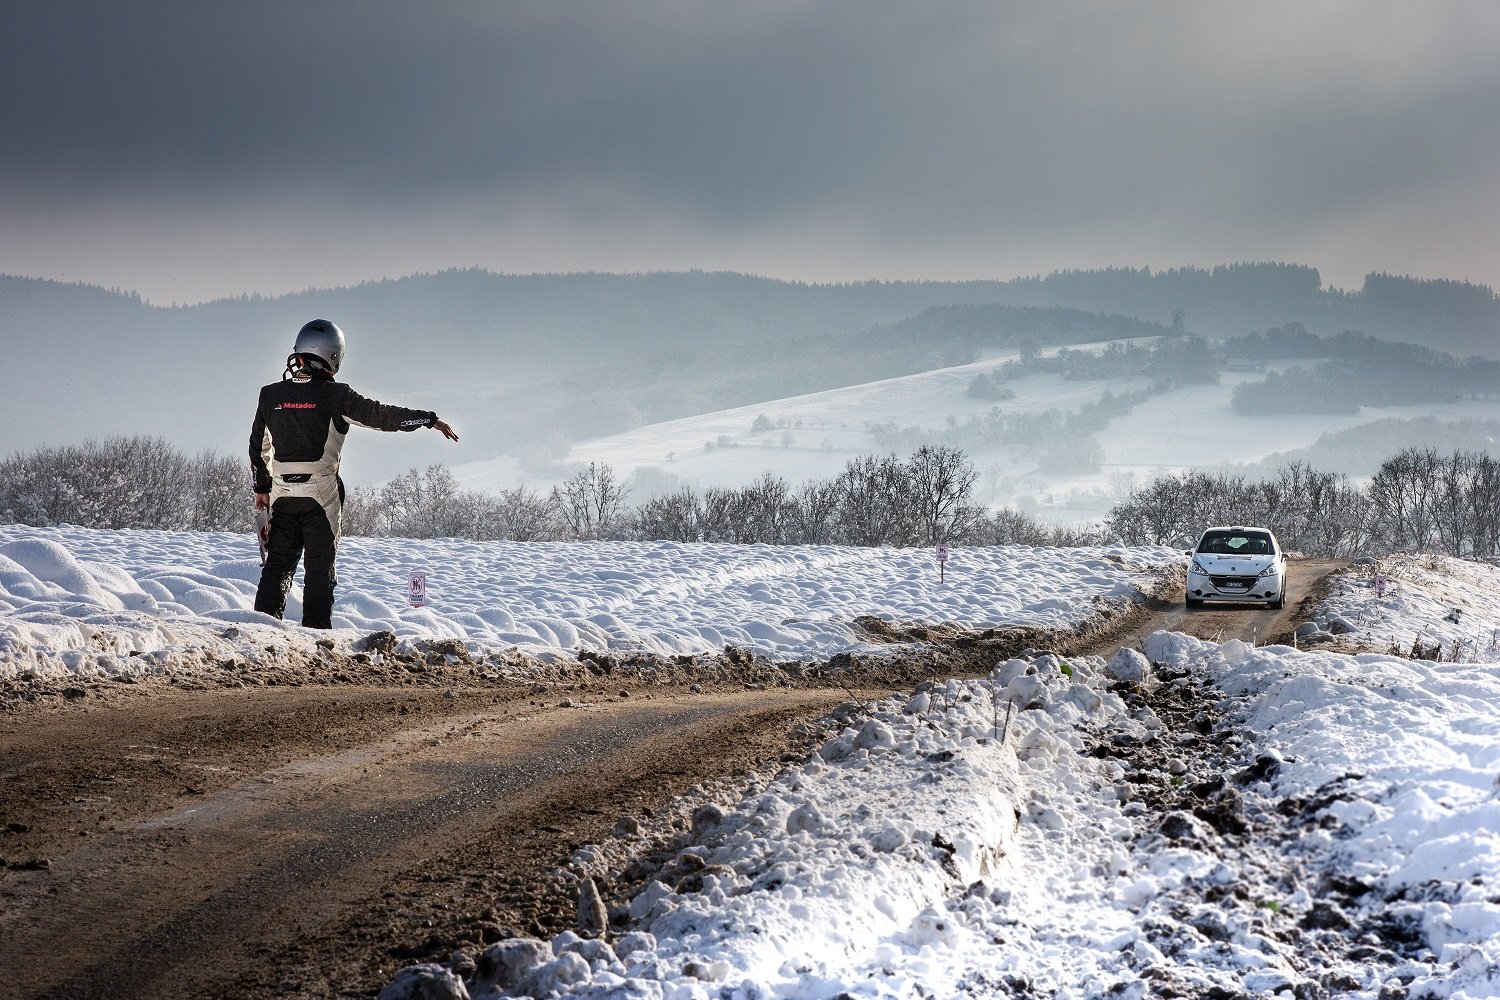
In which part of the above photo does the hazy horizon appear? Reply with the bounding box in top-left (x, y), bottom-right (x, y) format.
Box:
top-left (5, 2), bottom-right (1500, 305)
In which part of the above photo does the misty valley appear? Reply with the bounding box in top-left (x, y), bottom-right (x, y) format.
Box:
top-left (3, 262), bottom-right (1499, 554)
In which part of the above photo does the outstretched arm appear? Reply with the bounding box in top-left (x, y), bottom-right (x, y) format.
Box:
top-left (343, 386), bottom-right (437, 431)
top-left (341, 386), bottom-right (459, 441)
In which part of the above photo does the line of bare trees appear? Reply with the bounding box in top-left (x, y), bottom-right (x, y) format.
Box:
top-left (342, 447), bottom-right (1103, 547)
top-left (634, 448), bottom-right (989, 546)
top-left (6, 438), bottom-right (1496, 558)
top-left (1107, 449), bottom-right (1500, 557)
top-left (0, 439), bottom-right (1099, 549)
top-left (0, 436), bottom-right (247, 532)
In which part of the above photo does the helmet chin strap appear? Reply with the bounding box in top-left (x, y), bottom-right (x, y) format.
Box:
top-left (283, 353), bottom-right (334, 380)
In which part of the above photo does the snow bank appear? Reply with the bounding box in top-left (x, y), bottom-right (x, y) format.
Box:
top-left (427, 652), bottom-right (1139, 999)
top-left (1149, 629), bottom-right (1500, 998)
top-left (391, 623), bottom-right (1500, 998)
top-left (1309, 554), bottom-right (1500, 662)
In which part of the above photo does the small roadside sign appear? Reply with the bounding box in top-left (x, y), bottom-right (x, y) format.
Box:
top-left (1373, 572), bottom-right (1388, 598)
top-left (935, 543), bottom-right (949, 563)
top-left (408, 571), bottom-right (428, 608)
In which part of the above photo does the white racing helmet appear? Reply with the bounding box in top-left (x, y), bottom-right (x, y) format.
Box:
top-left (290, 319), bottom-right (346, 375)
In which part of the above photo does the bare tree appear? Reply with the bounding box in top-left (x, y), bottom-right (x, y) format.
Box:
top-left (907, 445), bottom-right (980, 544)
top-left (1300, 470), bottom-right (1371, 557)
top-left (635, 487), bottom-right (704, 541)
top-left (1433, 451), bottom-right (1476, 556)
top-left (786, 478), bottom-right (841, 544)
top-left (481, 484), bottom-right (562, 541)
top-left (734, 472), bottom-right (792, 544)
top-left (341, 485), bottom-right (386, 537)
top-left (1368, 447), bottom-right (1441, 551)
top-left (1468, 454), bottom-right (1500, 557)
top-left (699, 485), bottom-right (738, 542)
top-left (974, 507), bottom-right (1055, 546)
top-left (835, 454), bottom-right (915, 546)
top-left (187, 450), bottom-right (250, 531)
top-left (553, 462), bottom-right (629, 540)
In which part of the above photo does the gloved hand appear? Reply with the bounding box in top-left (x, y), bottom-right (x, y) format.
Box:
top-left (254, 494), bottom-right (271, 546)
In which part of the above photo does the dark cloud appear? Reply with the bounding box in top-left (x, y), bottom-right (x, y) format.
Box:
top-left (4, 2), bottom-right (1499, 298)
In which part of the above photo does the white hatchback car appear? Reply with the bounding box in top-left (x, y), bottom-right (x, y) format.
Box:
top-left (1185, 526), bottom-right (1286, 609)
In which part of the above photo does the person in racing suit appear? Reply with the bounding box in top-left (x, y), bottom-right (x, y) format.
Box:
top-left (249, 319), bottom-right (459, 628)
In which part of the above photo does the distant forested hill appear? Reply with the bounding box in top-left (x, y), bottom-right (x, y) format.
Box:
top-left (2, 263), bottom-right (1497, 482)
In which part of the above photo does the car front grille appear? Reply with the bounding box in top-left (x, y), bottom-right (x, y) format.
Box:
top-left (1210, 575), bottom-right (1257, 589)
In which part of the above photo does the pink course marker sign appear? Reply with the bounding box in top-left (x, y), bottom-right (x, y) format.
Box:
top-left (407, 571), bottom-right (428, 608)
top-left (935, 544), bottom-right (949, 563)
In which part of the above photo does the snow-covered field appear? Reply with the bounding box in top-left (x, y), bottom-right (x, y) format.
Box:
top-left (385, 556), bottom-right (1500, 1000)
top-left (0, 523), bottom-right (1177, 681)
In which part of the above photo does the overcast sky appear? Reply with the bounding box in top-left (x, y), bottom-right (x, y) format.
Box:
top-left (4, 1), bottom-right (1499, 304)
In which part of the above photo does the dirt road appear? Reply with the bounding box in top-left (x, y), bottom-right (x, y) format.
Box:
top-left (0, 558), bottom-right (1343, 999)
top-left (1085, 557), bottom-right (1345, 655)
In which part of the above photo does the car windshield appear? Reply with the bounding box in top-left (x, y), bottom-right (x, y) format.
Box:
top-left (1198, 531), bottom-right (1273, 555)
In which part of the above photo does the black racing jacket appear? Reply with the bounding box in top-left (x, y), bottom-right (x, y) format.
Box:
top-left (249, 374), bottom-right (437, 494)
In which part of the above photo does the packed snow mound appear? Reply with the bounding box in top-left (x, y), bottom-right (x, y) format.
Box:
top-left (0, 523), bottom-right (1178, 681)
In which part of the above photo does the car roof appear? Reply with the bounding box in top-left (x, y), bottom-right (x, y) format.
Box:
top-left (1199, 525), bottom-right (1276, 536)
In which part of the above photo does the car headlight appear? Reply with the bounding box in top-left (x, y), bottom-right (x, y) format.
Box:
top-left (1258, 563), bottom-right (1281, 578)
top-left (1190, 558), bottom-right (1210, 576)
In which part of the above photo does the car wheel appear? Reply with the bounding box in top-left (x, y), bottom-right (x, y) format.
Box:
top-left (1270, 587), bottom-right (1284, 610)
top-left (1185, 597), bottom-right (1202, 609)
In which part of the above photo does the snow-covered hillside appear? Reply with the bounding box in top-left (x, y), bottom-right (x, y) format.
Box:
top-left (452, 344), bottom-right (1500, 525)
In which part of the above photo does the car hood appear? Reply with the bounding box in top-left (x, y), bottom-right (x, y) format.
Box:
top-left (1197, 553), bottom-right (1276, 573)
